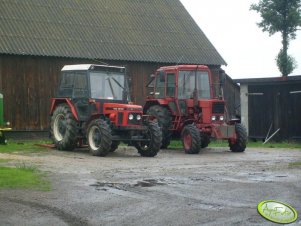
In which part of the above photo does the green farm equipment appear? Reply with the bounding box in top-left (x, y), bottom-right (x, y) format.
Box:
top-left (0, 93), bottom-right (11, 144)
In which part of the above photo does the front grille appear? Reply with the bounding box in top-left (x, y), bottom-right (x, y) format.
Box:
top-left (118, 112), bottom-right (123, 124)
top-left (212, 102), bottom-right (224, 114)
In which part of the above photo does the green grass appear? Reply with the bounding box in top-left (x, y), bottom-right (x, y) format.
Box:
top-left (289, 161), bottom-right (301, 168)
top-left (0, 140), bottom-right (51, 154)
top-left (0, 158), bottom-right (12, 163)
top-left (169, 140), bottom-right (301, 149)
top-left (0, 164), bottom-right (50, 190)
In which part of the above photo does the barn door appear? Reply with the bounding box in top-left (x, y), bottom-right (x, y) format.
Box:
top-left (287, 90), bottom-right (301, 140)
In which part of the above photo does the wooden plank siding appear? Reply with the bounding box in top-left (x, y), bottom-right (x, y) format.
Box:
top-left (0, 55), bottom-right (237, 131)
top-left (248, 83), bottom-right (301, 140)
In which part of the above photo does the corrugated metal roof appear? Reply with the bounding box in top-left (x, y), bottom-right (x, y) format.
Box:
top-left (0, 0), bottom-right (226, 65)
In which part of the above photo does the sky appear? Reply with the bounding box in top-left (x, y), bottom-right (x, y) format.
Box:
top-left (180, 0), bottom-right (301, 79)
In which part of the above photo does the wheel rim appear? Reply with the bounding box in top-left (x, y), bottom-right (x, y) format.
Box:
top-left (88, 125), bottom-right (101, 150)
top-left (53, 113), bottom-right (66, 141)
top-left (183, 131), bottom-right (192, 150)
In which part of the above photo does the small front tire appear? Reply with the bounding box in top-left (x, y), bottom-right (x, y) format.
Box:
top-left (134, 121), bottom-right (162, 157)
top-left (87, 119), bottom-right (112, 157)
top-left (181, 124), bottom-right (201, 154)
top-left (229, 123), bottom-right (247, 152)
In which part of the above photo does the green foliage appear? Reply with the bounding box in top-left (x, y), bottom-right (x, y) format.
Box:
top-left (169, 140), bottom-right (301, 149)
top-left (250, 0), bottom-right (301, 37)
top-left (276, 48), bottom-right (297, 76)
top-left (0, 165), bottom-right (50, 190)
top-left (250, 0), bottom-right (301, 76)
top-left (289, 161), bottom-right (301, 168)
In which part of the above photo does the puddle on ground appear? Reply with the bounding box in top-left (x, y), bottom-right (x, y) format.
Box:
top-left (90, 179), bottom-right (166, 191)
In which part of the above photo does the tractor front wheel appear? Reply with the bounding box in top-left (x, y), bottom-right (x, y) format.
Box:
top-left (87, 119), bottom-right (112, 157)
top-left (50, 104), bottom-right (77, 151)
top-left (134, 121), bottom-right (162, 157)
top-left (181, 124), bottom-right (201, 154)
top-left (229, 123), bottom-right (247, 152)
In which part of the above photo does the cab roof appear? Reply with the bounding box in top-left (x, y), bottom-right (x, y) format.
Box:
top-left (157, 65), bottom-right (209, 71)
top-left (61, 64), bottom-right (125, 71)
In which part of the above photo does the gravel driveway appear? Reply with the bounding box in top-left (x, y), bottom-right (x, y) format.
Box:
top-left (0, 146), bottom-right (300, 225)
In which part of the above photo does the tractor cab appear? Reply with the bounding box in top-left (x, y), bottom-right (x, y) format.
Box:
top-left (146, 65), bottom-right (225, 125)
top-left (58, 64), bottom-right (128, 102)
top-left (55, 64), bottom-right (129, 121)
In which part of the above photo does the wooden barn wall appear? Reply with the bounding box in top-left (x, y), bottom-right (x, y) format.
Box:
top-left (248, 83), bottom-right (301, 140)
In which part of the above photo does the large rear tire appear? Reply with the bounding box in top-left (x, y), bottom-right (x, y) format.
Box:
top-left (50, 104), bottom-right (77, 151)
top-left (147, 105), bottom-right (172, 149)
top-left (229, 123), bottom-right (247, 152)
top-left (87, 119), bottom-right (112, 157)
top-left (181, 124), bottom-right (201, 154)
top-left (134, 121), bottom-right (162, 157)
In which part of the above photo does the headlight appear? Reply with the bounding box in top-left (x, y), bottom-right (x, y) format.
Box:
top-left (6, 121), bottom-right (10, 126)
top-left (219, 116), bottom-right (224, 121)
top-left (211, 116), bottom-right (216, 121)
top-left (128, 114), bottom-right (134, 120)
top-left (136, 115), bottom-right (141, 120)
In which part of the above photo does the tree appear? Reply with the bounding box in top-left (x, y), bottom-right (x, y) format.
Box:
top-left (250, 0), bottom-right (301, 76)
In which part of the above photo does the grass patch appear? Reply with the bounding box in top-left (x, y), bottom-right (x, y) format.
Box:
top-left (169, 140), bottom-right (301, 149)
top-left (0, 140), bottom-right (51, 154)
top-left (0, 164), bottom-right (50, 190)
top-left (0, 158), bottom-right (12, 163)
top-left (289, 161), bottom-right (301, 168)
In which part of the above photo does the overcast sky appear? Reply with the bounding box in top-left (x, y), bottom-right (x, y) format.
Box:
top-left (180, 0), bottom-right (301, 79)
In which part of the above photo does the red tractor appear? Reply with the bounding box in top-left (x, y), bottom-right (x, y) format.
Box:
top-left (50, 64), bottom-right (162, 157)
top-left (144, 65), bottom-right (247, 154)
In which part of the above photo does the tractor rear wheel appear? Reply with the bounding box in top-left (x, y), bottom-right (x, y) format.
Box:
top-left (87, 119), bottom-right (112, 157)
top-left (134, 121), bottom-right (162, 157)
top-left (181, 124), bottom-right (201, 154)
top-left (50, 104), bottom-right (77, 151)
top-left (147, 105), bottom-right (172, 149)
top-left (229, 123), bottom-right (247, 152)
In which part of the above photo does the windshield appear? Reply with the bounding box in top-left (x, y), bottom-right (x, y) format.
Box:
top-left (178, 70), bottom-right (211, 99)
top-left (89, 71), bottom-right (125, 100)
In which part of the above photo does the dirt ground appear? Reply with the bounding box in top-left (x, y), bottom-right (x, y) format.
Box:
top-left (0, 146), bottom-right (300, 226)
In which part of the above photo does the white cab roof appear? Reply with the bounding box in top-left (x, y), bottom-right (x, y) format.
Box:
top-left (61, 64), bottom-right (125, 71)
